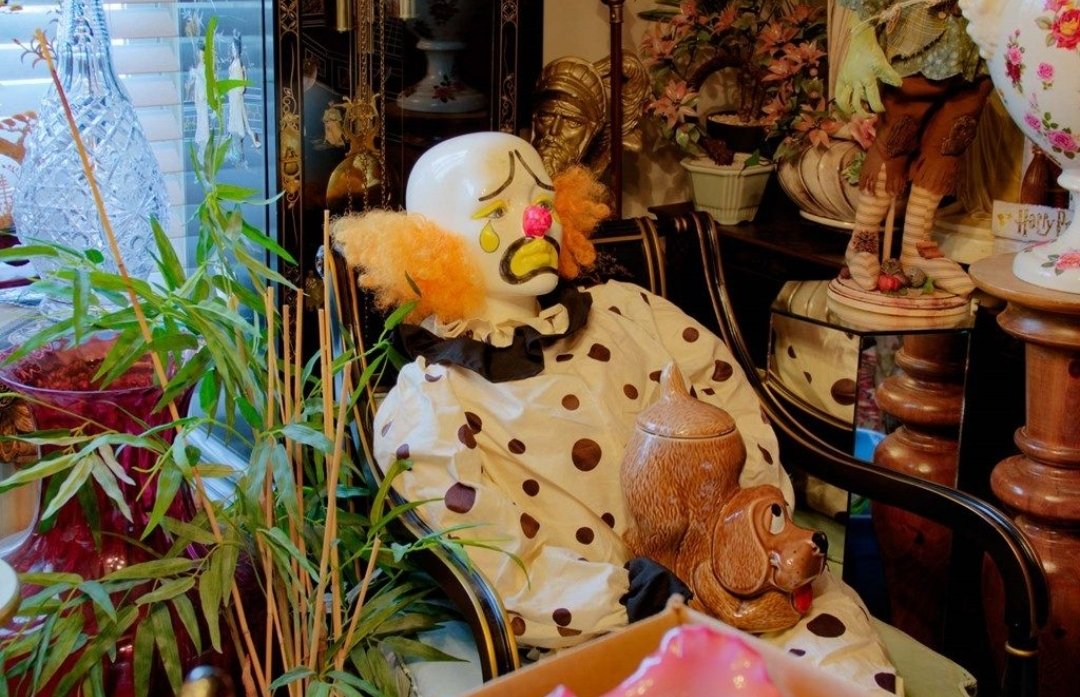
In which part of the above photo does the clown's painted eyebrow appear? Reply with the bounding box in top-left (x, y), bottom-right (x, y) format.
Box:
top-left (516, 150), bottom-right (555, 191)
top-left (478, 152), bottom-right (516, 201)
top-left (477, 150), bottom-right (555, 201)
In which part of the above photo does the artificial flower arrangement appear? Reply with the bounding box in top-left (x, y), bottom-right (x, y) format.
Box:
top-left (639, 0), bottom-right (829, 165)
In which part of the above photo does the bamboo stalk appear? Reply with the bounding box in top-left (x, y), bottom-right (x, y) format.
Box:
top-left (307, 310), bottom-right (334, 669)
top-left (35, 31), bottom-right (268, 695)
top-left (336, 535), bottom-right (383, 671)
top-left (323, 216), bottom-right (345, 645)
top-left (261, 287), bottom-right (279, 695)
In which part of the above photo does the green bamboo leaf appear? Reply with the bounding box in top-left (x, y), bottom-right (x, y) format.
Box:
top-left (133, 616), bottom-right (155, 697)
top-left (270, 442), bottom-right (298, 521)
top-left (258, 527), bottom-right (318, 581)
top-left (307, 682), bottom-right (333, 697)
top-left (145, 461), bottom-right (182, 538)
top-left (72, 269), bottom-right (89, 344)
top-left (268, 667), bottom-right (315, 691)
top-left (240, 218), bottom-right (296, 264)
top-left (101, 558), bottom-right (195, 582)
top-left (326, 670), bottom-right (380, 696)
top-left (0, 452), bottom-right (78, 493)
top-left (54, 606), bottom-right (138, 696)
top-left (161, 517), bottom-right (217, 546)
top-left (151, 603), bottom-right (183, 695)
top-left (198, 368), bottom-right (220, 418)
top-left (199, 551), bottom-right (223, 652)
top-left (381, 636), bottom-right (464, 664)
top-left (151, 217), bottom-right (185, 291)
top-left (279, 423), bottom-right (333, 451)
top-left (30, 610), bottom-right (57, 690)
top-left (89, 458), bottom-right (133, 522)
top-left (98, 444), bottom-right (135, 486)
top-left (40, 453), bottom-right (97, 521)
top-left (18, 571), bottom-right (83, 587)
top-left (78, 580), bottom-right (116, 622)
top-left (38, 612), bottom-right (86, 686)
top-left (137, 576), bottom-right (195, 606)
top-left (169, 593), bottom-right (202, 655)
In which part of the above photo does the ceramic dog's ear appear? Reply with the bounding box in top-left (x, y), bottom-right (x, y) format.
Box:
top-left (712, 487), bottom-right (774, 596)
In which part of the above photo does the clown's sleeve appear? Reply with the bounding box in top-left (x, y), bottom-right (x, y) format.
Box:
top-left (372, 357), bottom-right (631, 650)
top-left (606, 281), bottom-right (794, 507)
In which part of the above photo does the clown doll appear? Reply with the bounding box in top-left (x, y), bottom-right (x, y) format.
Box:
top-left (836, 0), bottom-right (991, 297)
top-left (333, 133), bottom-right (899, 694)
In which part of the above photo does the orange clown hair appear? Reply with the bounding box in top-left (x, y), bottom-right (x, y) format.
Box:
top-left (553, 166), bottom-right (610, 279)
top-left (332, 210), bottom-right (484, 324)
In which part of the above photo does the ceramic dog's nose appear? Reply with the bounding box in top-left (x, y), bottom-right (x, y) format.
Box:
top-left (812, 531), bottom-right (829, 554)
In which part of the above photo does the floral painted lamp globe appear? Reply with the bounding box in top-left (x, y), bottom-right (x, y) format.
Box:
top-left (962, 0), bottom-right (1080, 291)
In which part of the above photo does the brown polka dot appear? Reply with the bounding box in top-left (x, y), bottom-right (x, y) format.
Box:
top-left (788, 648), bottom-right (806, 657)
top-left (689, 386), bottom-right (698, 399)
top-left (682, 327), bottom-right (699, 342)
top-left (396, 444), bottom-right (410, 460)
top-left (640, 292), bottom-right (650, 305)
top-left (380, 421), bottom-right (393, 437)
top-left (522, 479), bottom-right (540, 496)
top-left (556, 353), bottom-right (573, 362)
top-left (803, 371), bottom-right (813, 384)
top-left (601, 512), bottom-right (615, 528)
top-left (458, 425), bottom-right (477, 449)
top-left (510, 615), bottom-right (526, 636)
top-left (520, 513), bottom-right (540, 538)
top-left (874, 673), bottom-right (897, 693)
top-left (572, 439), bottom-right (602, 471)
top-left (787, 345), bottom-right (797, 359)
top-left (553, 608), bottom-right (573, 626)
top-left (701, 387), bottom-right (715, 396)
top-left (588, 344), bottom-right (611, 362)
top-left (575, 527), bottom-right (595, 544)
top-left (712, 360), bottom-right (733, 382)
top-left (424, 373), bottom-right (442, 382)
top-left (623, 384), bottom-right (638, 399)
top-left (830, 378), bottom-right (856, 406)
top-left (649, 370), bottom-right (662, 383)
top-left (557, 627), bottom-right (582, 637)
top-left (608, 306), bottom-right (622, 315)
top-left (508, 439), bottom-right (526, 454)
top-left (807, 613), bottom-right (847, 638)
top-left (465, 411), bottom-right (483, 433)
top-left (562, 394), bottom-right (580, 410)
top-left (444, 483), bottom-right (476, 513)
top-left (757, 444), bottom-right (774, 465)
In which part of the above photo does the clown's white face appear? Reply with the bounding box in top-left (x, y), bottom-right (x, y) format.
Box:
top-left (407, 133), bottom-right (563, 323)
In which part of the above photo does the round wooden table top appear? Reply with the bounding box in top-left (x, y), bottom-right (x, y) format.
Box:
top-left (0, 558), bottom-right (18, 626)
top-left (970, 253), bottom-right (1080, 315)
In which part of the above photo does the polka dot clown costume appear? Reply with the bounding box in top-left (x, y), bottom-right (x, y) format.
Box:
top-left (333, 133), bottom-right (902, 695)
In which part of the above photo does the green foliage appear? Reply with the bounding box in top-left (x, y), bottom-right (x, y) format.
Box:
top-left (0, 17), bottom-right (458, 697)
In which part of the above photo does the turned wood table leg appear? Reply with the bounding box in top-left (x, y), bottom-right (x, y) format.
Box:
top-left (872, 332), bottom-right (967, 649)
top-left (971, 254), bottom-right (1080, 697)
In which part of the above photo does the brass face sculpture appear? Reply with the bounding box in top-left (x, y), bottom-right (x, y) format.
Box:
top-left (531, 54), bottom-right (649, 178)
top-left (620, 364), bottom-right (827, 632)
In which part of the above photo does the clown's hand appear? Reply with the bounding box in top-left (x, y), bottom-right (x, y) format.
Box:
top-left (836, 23), bottom-right (902, 114)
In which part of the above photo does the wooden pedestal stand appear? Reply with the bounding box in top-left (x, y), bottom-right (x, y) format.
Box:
top-left (872, 332), bottom-right (968, 650)
top-left (970, 253), bottom-right (1080, 697)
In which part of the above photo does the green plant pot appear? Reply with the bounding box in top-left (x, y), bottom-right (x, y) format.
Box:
top-left (681, 154), bottom-right (775, 225)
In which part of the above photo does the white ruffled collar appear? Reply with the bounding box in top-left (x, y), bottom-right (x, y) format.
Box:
top-left (420, 302), bottom-right (571, 348)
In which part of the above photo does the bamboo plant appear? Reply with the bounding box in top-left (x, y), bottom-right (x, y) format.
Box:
top-left (0, 20), bottom-right (463, 697)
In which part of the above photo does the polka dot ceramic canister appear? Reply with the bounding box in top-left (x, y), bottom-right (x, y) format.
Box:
top-left (961, 0), bottom-right (1080, 292)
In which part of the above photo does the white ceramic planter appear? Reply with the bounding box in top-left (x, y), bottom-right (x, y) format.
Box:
top-left (962, 0), bottom-right (1080, 292)
top-left (681, 154), bottom-right (775, 226)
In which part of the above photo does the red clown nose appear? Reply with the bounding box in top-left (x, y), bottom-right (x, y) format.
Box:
top-left (522, 204), bottom-right (553, 238)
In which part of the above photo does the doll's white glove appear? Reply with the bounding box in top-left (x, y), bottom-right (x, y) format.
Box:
top-left (835, 23), bottom-right (903, 114)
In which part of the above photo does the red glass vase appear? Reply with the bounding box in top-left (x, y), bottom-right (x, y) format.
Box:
top-left (0, 336), bottom-right (201, 696)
